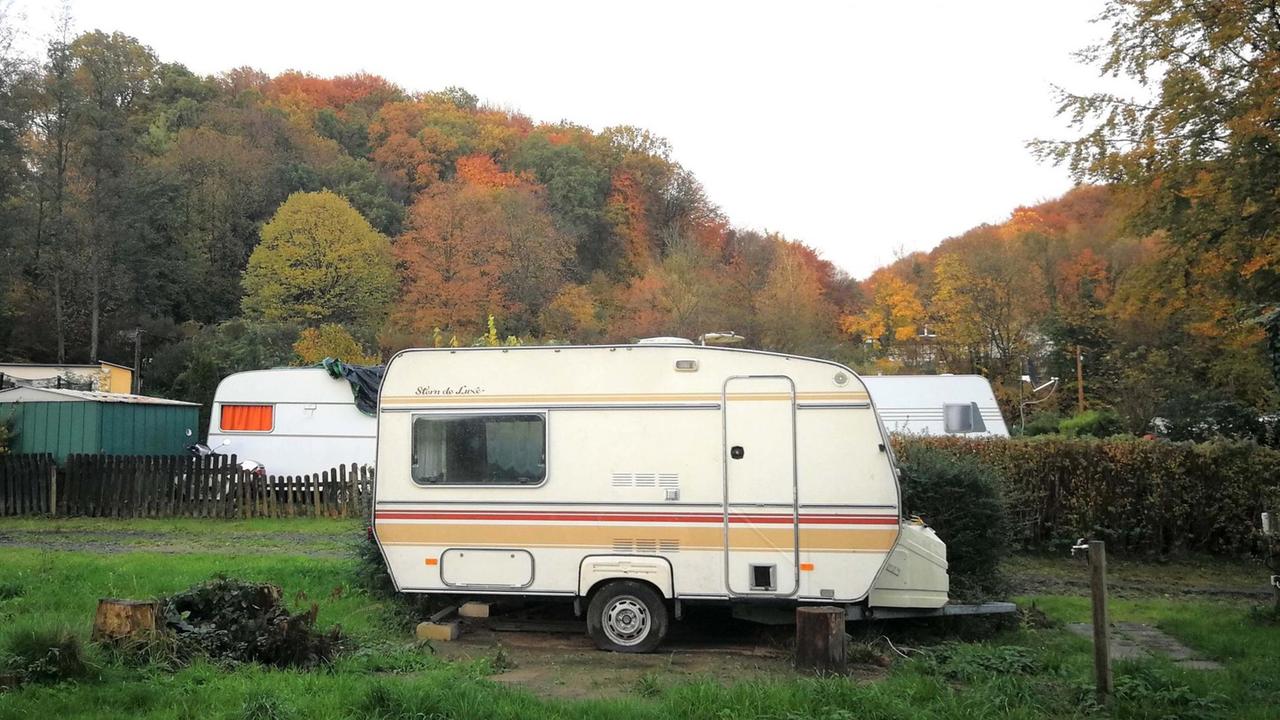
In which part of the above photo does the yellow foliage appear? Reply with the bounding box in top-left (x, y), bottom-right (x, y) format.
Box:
top-left (293, 324), bottom-right (380, 366)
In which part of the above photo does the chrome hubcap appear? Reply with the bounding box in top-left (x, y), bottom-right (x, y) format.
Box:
top-left (602, 595), bottom-right (650, 646)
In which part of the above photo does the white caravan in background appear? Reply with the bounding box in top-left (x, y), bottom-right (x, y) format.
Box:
top-left (860, 374), bottom-right (1010, 437)
top-left (372, 343), bottom-right (953, 652)
top-left (208, 368), bottom-right (376, 477)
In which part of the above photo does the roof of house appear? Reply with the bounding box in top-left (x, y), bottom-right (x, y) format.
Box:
top-left (0, 361), bottom-right (132, 371)
top-left (0, 387), bottom-right (197, 406)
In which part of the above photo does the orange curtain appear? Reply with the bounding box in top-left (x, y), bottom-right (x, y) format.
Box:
top-left (220, 404), bottom-right (273, 431)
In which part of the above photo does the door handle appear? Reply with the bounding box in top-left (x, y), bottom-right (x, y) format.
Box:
top-left (730, 446), bottom-right (745, 459)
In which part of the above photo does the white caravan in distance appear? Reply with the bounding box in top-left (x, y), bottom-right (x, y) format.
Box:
top-left (861, 374), bottom-right (1010, 438)
top-left (372, 342), bottom-right (952, 652)
top-left (207, 367), bottom-right (377, 477)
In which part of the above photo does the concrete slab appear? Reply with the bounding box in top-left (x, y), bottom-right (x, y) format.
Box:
top-left (416, 621), bottom-right (461, 642)
top-left (1065, 622), bottom-right (1223, 670)
top-left (460, 601), bottom-right (492, 618)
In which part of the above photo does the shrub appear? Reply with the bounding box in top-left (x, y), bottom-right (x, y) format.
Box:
top-left (897, 445), bottom-right (1008, 599)
top-left (894, 435), bottom-right (1280, 556)
top-left (2, 628), bottom-right (94, 683)
top-left (1019, 411), bottom-right (1061, 437)
top-left (1058, 409), bottom-right (1125, 438)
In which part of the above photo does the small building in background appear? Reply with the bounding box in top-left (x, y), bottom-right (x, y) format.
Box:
top-left (0, 387), bottom-right (199, 463)
top-left (0, 361), bottom-right (134, 394)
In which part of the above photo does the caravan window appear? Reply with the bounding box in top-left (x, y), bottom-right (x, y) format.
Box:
top-left (943, 402), bottom-right (987, 434)
top-left (411, 414), bottom-right (546, 486)
top-left (220, 404), bottom-right (274, 432)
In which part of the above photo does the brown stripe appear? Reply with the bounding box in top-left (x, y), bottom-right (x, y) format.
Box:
top-left (375, 522), bottom-right (897, 553)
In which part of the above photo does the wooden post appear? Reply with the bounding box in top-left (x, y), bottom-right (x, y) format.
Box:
top-left (1089, 540), bottom-right (1112, 702)
top-left (795, 606), bottom-right (847, 675)
top-left (48, 460), bottom-right (57, 516)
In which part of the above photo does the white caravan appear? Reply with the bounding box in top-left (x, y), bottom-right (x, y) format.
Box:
top-left (373, 344), bottom-right (950, 652)
top-left (208, 368), bottom-right (376, 477)
top-left (861, 374), bottom-right (1010, 438)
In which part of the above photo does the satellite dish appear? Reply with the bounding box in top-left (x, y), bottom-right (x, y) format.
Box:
top-left (698, 332), bottom-right (745, 346)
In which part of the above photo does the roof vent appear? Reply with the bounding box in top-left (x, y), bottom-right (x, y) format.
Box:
top-left (635, 337), bottom-right (694, 345)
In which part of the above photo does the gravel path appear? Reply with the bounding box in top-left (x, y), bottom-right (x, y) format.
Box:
top-left (0, 527), bottom-right (352, 557)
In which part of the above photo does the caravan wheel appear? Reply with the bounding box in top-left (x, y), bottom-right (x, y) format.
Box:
top-left (586, 581), bottom-right (669, 653)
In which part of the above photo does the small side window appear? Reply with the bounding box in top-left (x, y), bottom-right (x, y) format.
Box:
top-left (943, 402), bottom-right (987, 434)
top-left (412, 414), bottom-right (546, 486)
top-left (220, 404), bottom-right (274, 432)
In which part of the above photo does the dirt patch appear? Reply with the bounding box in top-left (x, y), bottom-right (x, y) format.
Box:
top-left (427, 605), bottom-right (886, 700)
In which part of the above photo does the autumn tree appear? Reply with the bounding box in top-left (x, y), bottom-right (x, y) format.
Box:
top-left (540, 283), bottom-right (601, 341)
top-left (392, 164), bottom-right (571, 338)
top-left (242, 191), bottom-right (396, 327)
top-left (841, 270), bottom-right (924, 349)
top-left (293, 323), bottom-right (379, 365)
top-left (1034, 0), bottom-right (1280, 422)
top-left (755, 243), bottom-right (836, 354)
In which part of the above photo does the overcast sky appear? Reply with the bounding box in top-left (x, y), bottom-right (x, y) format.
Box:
top-left (13, 0), bottom-right (1111, 278)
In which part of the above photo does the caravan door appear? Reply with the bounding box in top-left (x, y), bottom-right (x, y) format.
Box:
top-left (722, 376), bottom-right (799, 596)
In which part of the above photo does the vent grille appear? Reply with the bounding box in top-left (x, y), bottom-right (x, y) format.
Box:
top-left (612, 538), bottom-right (680, 554)
top-left (610, 472), bottom-right (680, 488)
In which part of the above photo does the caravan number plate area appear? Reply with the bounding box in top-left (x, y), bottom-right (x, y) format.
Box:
top-left (440, 548), bottom-right (534, 588)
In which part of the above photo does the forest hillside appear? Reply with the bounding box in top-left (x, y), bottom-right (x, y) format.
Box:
top-left (0, 7), bottom-right (1276, 442)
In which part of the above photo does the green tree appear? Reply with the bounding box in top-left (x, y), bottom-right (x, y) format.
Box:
top-left (242, 191), bottom-right (396, 327)
top-left (68, 30), bottom-right (159, 360)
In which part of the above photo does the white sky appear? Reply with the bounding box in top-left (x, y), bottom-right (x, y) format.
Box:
top-left (13, 0), bottom-right (1110, 279)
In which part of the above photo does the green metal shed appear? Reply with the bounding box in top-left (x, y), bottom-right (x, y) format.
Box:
top-left (0, 387), bottom-right (199, 463)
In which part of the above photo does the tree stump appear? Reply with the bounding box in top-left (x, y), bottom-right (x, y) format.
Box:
top-left (91, 599), bottom-right (160, 645)
top-left (795, 606), bottom-right (847, 674)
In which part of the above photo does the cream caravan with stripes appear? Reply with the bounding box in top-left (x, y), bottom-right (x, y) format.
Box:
top-left (372, 343), bottom-right (950, 652)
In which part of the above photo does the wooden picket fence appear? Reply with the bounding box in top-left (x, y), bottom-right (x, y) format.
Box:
top-left (0, 453), bottom-right (57, 515)
top-left (0, 453), bottom-right (373, 518)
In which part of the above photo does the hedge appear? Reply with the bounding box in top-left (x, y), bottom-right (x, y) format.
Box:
top-left (892, 436), bottom-right (1280, 557)
top-left (896, 445), bottom-right (1008, 599)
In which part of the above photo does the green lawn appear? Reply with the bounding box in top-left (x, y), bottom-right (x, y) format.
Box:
top-left (1, 520), bottom-right (1277, 719)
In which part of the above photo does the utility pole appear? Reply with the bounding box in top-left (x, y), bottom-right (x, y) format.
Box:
top-left (132, 327), bottom-right (142, 395)
top-left (1075, 345), bottom-right (1085, 414)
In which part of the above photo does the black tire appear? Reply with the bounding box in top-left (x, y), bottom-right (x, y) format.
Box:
top-left (586, 580), bottom-right (669, 653)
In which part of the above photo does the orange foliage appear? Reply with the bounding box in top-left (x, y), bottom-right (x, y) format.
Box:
top-left (607, 170), bottom-right (654, 270)
top-left (392, 183), bottom-right (509, 334)
top-left (455, 154), bottom-right (525, 188)
top-left (264, 71), bottom-right (401, 111)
